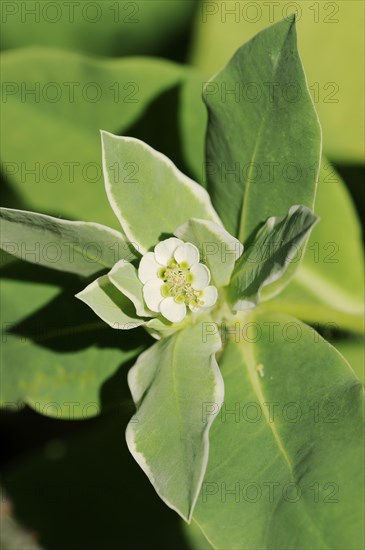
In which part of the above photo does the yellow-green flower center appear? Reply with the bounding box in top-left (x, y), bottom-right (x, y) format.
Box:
top-left (158, 259), bottom-right (203, 307)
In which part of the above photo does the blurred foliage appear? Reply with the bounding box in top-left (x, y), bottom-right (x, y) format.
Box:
top-left (0, 488), bottom-right (43, 550)
top-left (0, 0), bottom-right (198, 60)
top-left (191, 0), bottom-right (365, 162)
top-left (0, 407), bottom-right (190, 550)
top-left (1, 50), bottom-right (205, 226)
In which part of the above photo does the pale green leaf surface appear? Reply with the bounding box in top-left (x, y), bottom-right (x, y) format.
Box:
top-left (193, 311), bottom-right (364, 549)
top-left (108, 260), bottom-right (152, 317)
top-left (126, 317), bottom-right (224, 521)
top-left (0, 207), bottom-right (136, 276)
top-left (203, 16), bottom-right (321, 241)
top-left (101, 131), bottom-right (222, 252)
top-left (76, 275), bottom-right (144, 329)
top-left (174, 218), bottom-right (243, 287)
top-left (335, 339), bottom-right (365, 385)
top-left (0, 277), bottom-right (142, 417)
top-left (228, 205), bottom-right (317, 310)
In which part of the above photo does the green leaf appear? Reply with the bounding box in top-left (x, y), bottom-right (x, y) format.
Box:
top-left (333, 339), bottom-right (365, 385)
top-left (1, 50), bottom-right (191, 226)
top-left (204, 16), bottom-right (321, 241)
top-left (76, 274), bottom-right (145, 330)
top-left (228, 205), bottom-right (317, 310)
top-left (109, 260), bottom-right (152, 317)
top-left (264, 162), bottom-right (365, 333)
top-left (192, 1), bottom-right (364, 163)
top-left (0, 274), bottom-right (144, 417)
top-left (0, 207), bottom-right (136, 276)
top-left (183, 520), bottom-right (213, 550)
top-left (193, 311), bottom-right (364, 549)
top-left (174, 218), bottom-right (243, 287)
top-left (126, 317), bottom-right (224, 521)
top-left (101, 131), bottom-right (222, 252)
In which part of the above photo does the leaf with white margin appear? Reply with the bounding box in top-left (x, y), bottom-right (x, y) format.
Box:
top-left (126, 316), bottom-right (224, 521)
top-left (101, 131), bottom-right (222, 253)
top-left (193, 311), bottom-right (365, 549)
top-left (76, 275), bottom-right (144, 329)
top-left (228, 205), bottom-right (318, 310)
top-left (175, 218), bottom-right (243, 287)
top-left (108, 260), bottom-right (153, 318)
top-left (0, 207), bottom-right (137, 276)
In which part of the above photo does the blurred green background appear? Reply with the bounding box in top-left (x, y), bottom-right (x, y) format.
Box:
top-left (1, 1), bottom-right (364, 549)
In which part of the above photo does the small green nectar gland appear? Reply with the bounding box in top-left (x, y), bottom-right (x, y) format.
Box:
top-left (158, 259), bottom-right (203, 306)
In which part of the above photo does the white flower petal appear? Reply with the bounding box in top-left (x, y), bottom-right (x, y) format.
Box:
top-left (160, 297), bottom-right (187, 323)
top-left (154, 237), bottom-right (183, 265)
top-left (200, 286), bottom-right (218, 308)
top-left (190, 263), bottom-right (210, 290)
top-left (174, 243), bottom-right (200, 266)
top-left (138, 252), bottom-right (162, 284)
top-left (189, 302), bottom-right (200, 313)
top-left (143, 279), bottom-right (164, 312)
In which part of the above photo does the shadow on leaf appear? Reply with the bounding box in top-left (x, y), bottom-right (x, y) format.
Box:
top-left (9, 289), bottom-right (152, 353)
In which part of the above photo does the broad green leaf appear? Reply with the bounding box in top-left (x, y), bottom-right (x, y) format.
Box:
top-left (174, 218), bottom-right (243, 287)
top-left (264, 162), bottom-right (365, 333)
top-left (228, 205), bottom-right (318, 310)
top-left (0, 273), bottom-right (144, 418)
top-left (76, 275), bottom-right (145, 330)
top-left (0, 207), bottom-right (137, 276)
top-left (109, 260), bottom-right (152, 317)
top-left (101, 131), bottom-right (222, 252)
top-left (126, 317), bottom-right (224, 521)
top-left (1, 1), bottom-right (196, 58)
top-left (1, 50), bottom-right (197, 226)
top-left (192, 2), bottom-right (364, 163)
top-left (193, 311), bottom-right (364, 549)
top-left (203, 16), bottom-right (321, 241)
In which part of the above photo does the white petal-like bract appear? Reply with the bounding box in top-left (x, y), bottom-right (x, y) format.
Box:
top-left (201, 286), bottom-right (218, 308)
top-left (190, 263), bottom-right (211, 290)
top-left (160, 297), bottom-right (187, 323)
top-left (143, 279), bottom-right (164, 312)
top-left (154, 237), bottom-right (183, 265)
top-left (174, 243), bottom-right (200, 267)
top-left (138, 252), bottom-right (162, 284)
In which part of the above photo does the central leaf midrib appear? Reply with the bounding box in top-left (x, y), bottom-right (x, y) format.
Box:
top-left (238, 335), bottom-right (329, 549)
top-left (237, 34), bottom-right (288, 243)
top-left (169, 329), bottom-right (197, 510)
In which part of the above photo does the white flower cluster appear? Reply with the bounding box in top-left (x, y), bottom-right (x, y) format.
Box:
top-left (138, 237), bottom-right (218, 323)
